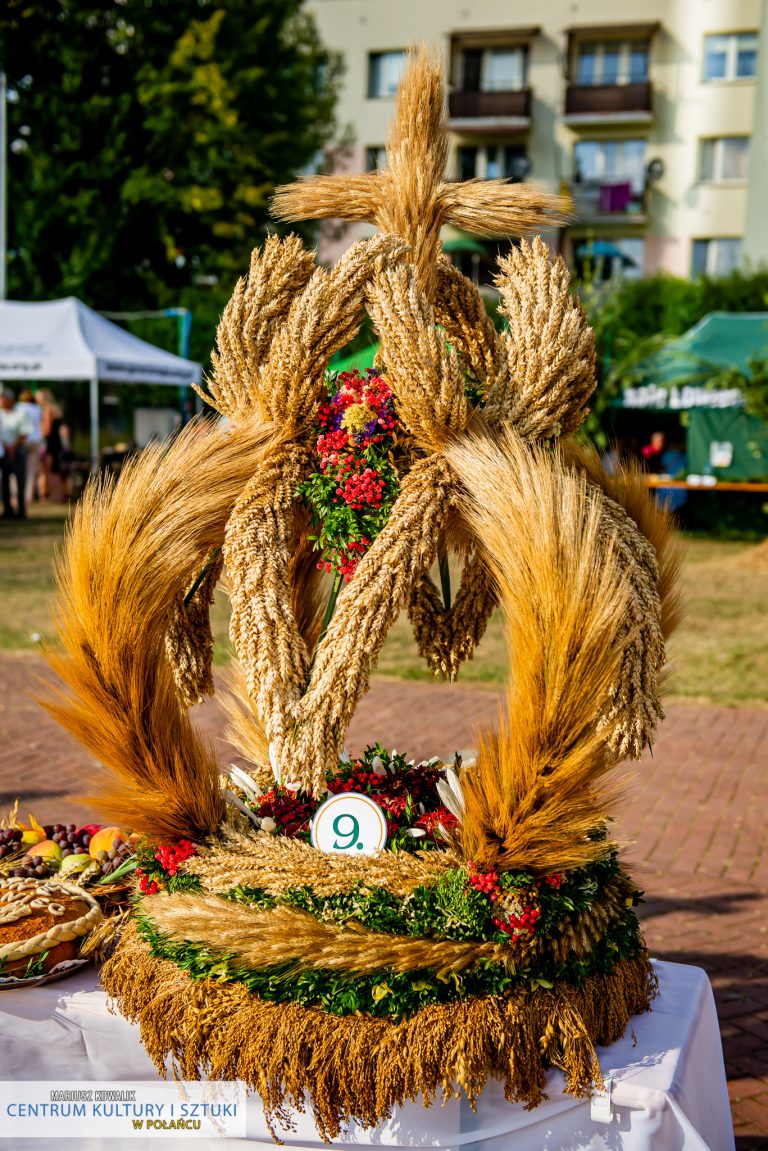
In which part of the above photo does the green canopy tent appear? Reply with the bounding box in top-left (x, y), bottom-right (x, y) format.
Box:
top-left (617, 312), bottom-right (768, 481)
top-left (623, 312), bottom-right (768, 390)
top-left (331, 343), bottom-right (380, 374)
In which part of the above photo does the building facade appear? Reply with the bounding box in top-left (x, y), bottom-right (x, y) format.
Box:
top-left (306, 0), bottom-right (766, 281)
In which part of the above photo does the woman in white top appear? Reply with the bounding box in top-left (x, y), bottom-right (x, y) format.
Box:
top-left (16, 389), bottom-right (44, 505)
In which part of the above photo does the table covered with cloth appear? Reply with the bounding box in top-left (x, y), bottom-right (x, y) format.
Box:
top-left (0, 960), bottom-right (734, 1151)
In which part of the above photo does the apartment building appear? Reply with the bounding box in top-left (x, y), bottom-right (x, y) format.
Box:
top-left (306, 0), bottom-right (767, 281)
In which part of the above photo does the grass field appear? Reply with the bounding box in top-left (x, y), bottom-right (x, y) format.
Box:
top-left (1, 505), bottom-right (766, 707)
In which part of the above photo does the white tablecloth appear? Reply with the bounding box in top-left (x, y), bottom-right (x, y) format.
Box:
top-left (0, 960), bottom-right (734, 1150)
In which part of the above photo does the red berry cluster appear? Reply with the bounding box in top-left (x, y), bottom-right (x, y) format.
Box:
top-left (318, 537), bottom-right (369, 580)
top-left (154, 839), bottom-right (196, 876)
top-left (136, 868), bottom-right (160, 896)
top-left (327, 766), bottom-right (390, 795)
top-left (136, 839), bottom-right (197, 895)
top-left (542, 872), bottom-right (563, 889)
top-left (493, 901), bottom-right (541, 940)
top-left (467, 863), bottom-right (500, 897)
top-left (337, 461), bottom-right (386, 510)
top-left (467, 863), bottom-right (542, 943)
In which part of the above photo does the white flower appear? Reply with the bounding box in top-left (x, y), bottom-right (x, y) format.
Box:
top-left (259, 816), bottom-right (277, 834)
top-left (436, 766), bottom-right (465, 823)
top-left (228, 765), bottom-right (262, 801)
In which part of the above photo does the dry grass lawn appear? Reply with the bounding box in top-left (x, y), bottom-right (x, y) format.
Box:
top-left (1, 505), bottom-right (765, 707)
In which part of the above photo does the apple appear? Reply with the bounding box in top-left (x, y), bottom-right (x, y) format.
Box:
top-left (88, 826), bottom-right (129, 859)
top-left (23, 839), bottom-right (63, 864)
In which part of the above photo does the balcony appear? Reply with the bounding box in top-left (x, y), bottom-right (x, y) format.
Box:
top-left (564, 82), bottom-right (653, 124)
top-left (570, 181), bottom-right (648, 223)
top-left (448, 87), bottom-right (532, 131)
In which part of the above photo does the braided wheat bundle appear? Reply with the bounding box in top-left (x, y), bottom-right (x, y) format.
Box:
top-left (489, 237), bottom-right (596, 440)
top-left (287, 454), bottom-right (454, 791)
top-left (165, 551), bottom-right (224, 707)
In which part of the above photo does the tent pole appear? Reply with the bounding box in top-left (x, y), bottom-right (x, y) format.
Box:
top-left (89, 375), bottom-right (99, 474)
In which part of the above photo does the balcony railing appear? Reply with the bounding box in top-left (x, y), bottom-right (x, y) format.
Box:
top-left (570, 181), bottom-right (647, 219)
top-left (564, 83), bottom-right (652, 118)
top-left (448, 88), bottom-right (532, 121)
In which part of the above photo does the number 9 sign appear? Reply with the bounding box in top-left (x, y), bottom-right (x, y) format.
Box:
top-left (310, 793), bottom-right (388, 855)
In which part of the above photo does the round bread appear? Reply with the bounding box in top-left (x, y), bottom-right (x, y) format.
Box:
top-left (0, 877), bottom-right (101, 978)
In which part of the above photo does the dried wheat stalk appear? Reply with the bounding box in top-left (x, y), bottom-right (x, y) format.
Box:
top-left (103, 921), bottom-right (655, 1140)
top-left (223, 441), bottom-right (314, 758)
top-left (258, 234), bottom-right (406, 434)
top-left (447, 430), bottom-right (634, 874)
top-left (43, 419), bottom-right (270, 841)
top-left (141, 875), bottom-right (634, 976)
top-left (488, 237), bottom-right (596, 441)
top-left (406, 548), bottom-right (497, 680)
top-left (284, 453), bottom-right (454, 792)
top-left (185, 827), bottom-right (462, 897)
top-left (273, 53), bottom-right (570, 304)
top-left (165, 551), bottom-right (224, 707)
top-left (434, 260), bottom-right (507, 394)
top-left (204, 234), bottom-right (316, 420)
top-left (367, 258), bottom-right (468, 451)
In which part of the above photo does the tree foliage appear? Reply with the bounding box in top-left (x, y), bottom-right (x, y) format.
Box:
top-left (0, 0), bottom-right (342, 362)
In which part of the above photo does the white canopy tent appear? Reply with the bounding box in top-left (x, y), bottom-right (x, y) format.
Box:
top-left (0, 297), bottom-right (202, 470)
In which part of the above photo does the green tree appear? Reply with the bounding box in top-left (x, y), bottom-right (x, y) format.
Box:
top-left (1, 0), bottom-right (342, 362)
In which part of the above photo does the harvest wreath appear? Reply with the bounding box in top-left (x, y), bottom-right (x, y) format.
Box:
top-left (43, 52), bottom-right (681, 1142)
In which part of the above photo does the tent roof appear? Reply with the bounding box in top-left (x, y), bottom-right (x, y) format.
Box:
top-left (639, 311), bottom-right (768, 384)
top-left (0, 297), bottom-right (201, 386)
top-left (331, 342), bottom-right (380, 375)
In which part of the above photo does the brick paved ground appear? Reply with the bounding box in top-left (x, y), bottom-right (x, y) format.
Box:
top-left (1, 651), bottom-right (766, 1147)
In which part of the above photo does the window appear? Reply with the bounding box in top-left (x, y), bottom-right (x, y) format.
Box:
top-left (700, 137), bottom-right (750, 182)
top-left (573, 139), bottom-right (647, 193)
top-left (368, 51), bottom-right (407, 98)
top-left (691, 238), bottom-right (742, 277)
top-left (462, 46), bottom-right (527, 92)
top-left (366, 146), bottom-right (387, 172)
top-left (703, 33), bottom-right (758, 81)
top-left (456, 144), bottom-right (530, 182)
top-left (458, 146), bottom-right (478, 181)
top-left (574, 40), bottom-right (649, 85)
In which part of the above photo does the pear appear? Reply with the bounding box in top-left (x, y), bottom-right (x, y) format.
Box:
top-left (58, 853), bottom-right (94, 878)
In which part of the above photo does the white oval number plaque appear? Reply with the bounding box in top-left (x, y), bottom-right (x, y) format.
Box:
top-left (310, 793), bottom-right (388, 855)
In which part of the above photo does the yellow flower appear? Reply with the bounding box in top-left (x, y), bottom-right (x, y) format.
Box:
top-left (341, 403), bottom-right (376, 433)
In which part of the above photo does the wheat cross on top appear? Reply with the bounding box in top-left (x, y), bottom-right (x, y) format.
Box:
top-left (272, 51), bottom-right (569, 299)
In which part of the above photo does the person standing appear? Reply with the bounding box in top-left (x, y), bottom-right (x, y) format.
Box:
top-left (37, 389), bottom-right (70, 502)
top-left (0, 388), bottom-right (32, 519)
top-left (16, 388), bottom-right (44, 506)
top-left (641, 431), bottom-right (666, 474)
